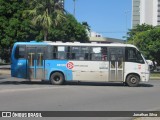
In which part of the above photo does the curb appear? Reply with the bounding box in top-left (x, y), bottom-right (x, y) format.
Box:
top-left (150, 77), bottom-right (160, 80)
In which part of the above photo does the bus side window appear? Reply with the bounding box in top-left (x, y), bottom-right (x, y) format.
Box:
top-left (91, 47), bottom-right (102, 61)
top-left (57, 46), bottom-right (66, 60)
top-left (52, 46), bottom-right (66, 60)
top-left (71, 46), bottom-right (82, 60)
top-left (85, 53), bottom-right (89, 60)
top-left (125, 47), bottom-right (136, 62)
top-left (71, 53), bottom-right (76, 60)
top-left (137, 51), bottom-right (145, 64)
top-left (82, 47), bottom-right (90, 60)
top-left (47, 46), bottom-right (54, 59)
top-left (125, 47), bottom-right (144, 63)
top-left (53, 46), bottom-right (58, 59)
top-left (66, 46), bottom-right (71, 59)
top-left (15, 45), bottom-right (26, 59)
top-left (101, 47), bottom-right (108, 61)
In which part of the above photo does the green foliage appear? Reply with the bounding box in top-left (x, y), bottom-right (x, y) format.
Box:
top-left (82, 21), bottom-right (90, 32)
top-left (25, 0), bottom-right (66, 41)
top-left (0, 0), bottom-right (89, 62)
top-left (127, 24), bottom-right (160, 64)
top-left (0, 0), bottom-right (38, 47)
top-left (36, 14), bottom-right (89, 42)
top-left (56, 14), bottom-right (89, 42)
top-left (127, 24), bottom-right (153, 42)
top-left (0, 0), bottom-right (38, 62)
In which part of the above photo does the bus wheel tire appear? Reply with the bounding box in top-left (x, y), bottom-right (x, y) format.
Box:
top-left (50, 72), bottom-right (64, 85)
top-left (126, 74), bottom-right (140, 87)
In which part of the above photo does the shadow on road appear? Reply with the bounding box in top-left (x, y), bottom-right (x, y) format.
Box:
top-left (0, 80), bottom-right (154, 87)
top-left (0, 80), bottom-right (49, 85)
top-left (66, 81), bottom-right (154, 87)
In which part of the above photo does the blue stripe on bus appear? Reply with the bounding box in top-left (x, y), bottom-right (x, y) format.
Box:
top-left (11, 42), bottom-right (49, 79)
top-left (11, 59), bottom-right (27, 78)
top-left (45, 60), bottom-right (73, 81)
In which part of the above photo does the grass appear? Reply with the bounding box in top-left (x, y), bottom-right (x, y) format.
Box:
top-left (150, 72), bottom-right (160, 78)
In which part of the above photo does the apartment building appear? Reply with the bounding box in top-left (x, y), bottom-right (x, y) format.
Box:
top-left (132, 0), bottom-right (160, 28)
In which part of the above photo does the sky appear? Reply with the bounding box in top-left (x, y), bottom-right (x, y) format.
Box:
top-left (65, 0), bottom-right (132, 40)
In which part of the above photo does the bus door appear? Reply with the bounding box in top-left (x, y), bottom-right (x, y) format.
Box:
top-left (27, 47), bottom-right (45, 80)
top-left (108, 47), bottom-right (125, 82)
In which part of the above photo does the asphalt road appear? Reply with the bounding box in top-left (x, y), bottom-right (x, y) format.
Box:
top-left (0, 75), bottom-right (160, 120)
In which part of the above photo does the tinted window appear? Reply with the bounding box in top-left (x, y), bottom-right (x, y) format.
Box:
top-left (46, 46), bottom-right (108, 61)
top-left (15, 45), bottom-right (26, 59)
top-left (101, 47), bottom-right (108, 61)
top-left (70, 46), bottom-right (90, 60)
top-left (82, 47), bottom-right (90, 60)
top-left (137, 51), bottom-right (145, 64)
top-left (47, 46), bottom-right (54, 59)
top-left (125, 47), bottom-right (144, 63)
top-left (52, 46), bottom-right (67, 60)
top-left (91, 47), bottom-right (108, 61)
top-left (57, 46), bottom-right (66, 59)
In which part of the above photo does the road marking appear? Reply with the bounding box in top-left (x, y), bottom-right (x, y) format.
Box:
top-left (0, 86), bottom-right (69, 93)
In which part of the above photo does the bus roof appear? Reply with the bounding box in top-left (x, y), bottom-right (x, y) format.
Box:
top-left (14, 41), bottom-right (137, 48)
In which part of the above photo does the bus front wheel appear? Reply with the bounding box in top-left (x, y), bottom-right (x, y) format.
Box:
top-left (50, 72), bottom-right (64, 85)
top-left (126, 74), bottom-right (140, 87)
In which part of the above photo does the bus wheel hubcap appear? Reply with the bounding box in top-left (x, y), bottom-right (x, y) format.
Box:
top-left (54, 76), bottom-right (60, 81)
top-left (131, 77), bottom-right (137, 84)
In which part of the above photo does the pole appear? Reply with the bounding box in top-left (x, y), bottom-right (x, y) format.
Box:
top-left (73, 0), bottom-right (76, 17)
top-left (125, 10), bottom-right (129, 43)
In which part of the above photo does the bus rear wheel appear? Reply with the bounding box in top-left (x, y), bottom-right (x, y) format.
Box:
top-left (126, 74), bottom-right (140, 87)
top-left (50, 72), bottom-right (64, 85)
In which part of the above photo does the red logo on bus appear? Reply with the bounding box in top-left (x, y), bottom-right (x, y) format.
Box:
top-left (138, 64), bottom-right (141, 69)
top-left (66, 62), bottom-right (74, 69)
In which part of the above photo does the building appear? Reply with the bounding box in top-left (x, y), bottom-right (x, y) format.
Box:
top-left (132, 0), bottom-right (160, 28)
top-left (88, 31), bottom-right (124, 43)
top-left (132, 0), bottom-right (140, 28)
top-left (90, 31), bottom-right (102, 38)
top-left (89, 37), bottom-right (125, 43)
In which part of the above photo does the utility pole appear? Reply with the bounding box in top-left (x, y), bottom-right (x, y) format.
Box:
top-left (125, 10), bottom-right (130, 43)
top-left (73, 0), bottom-right (76, 17)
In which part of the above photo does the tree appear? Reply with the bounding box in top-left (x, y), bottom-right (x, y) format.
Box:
top-left (0, 0), bottom-right (89, 62)
top-left (0, 0), bottom-right (38, 62)
top-left (60, 14), bottom-right (89, 42)
top-left (82, 22), bottom-right (90, 31)
top-left (127, 24), bottom-right (153, 43)
top-left (36, 14), bottom-right (89, 42)
top-left (25, 0), bottom-right (66, 41)
top-left (127, 25), bottom-right (160, 64)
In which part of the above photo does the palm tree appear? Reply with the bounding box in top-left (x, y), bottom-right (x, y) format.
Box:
top-left (26, 0), bottom-right (66, 41)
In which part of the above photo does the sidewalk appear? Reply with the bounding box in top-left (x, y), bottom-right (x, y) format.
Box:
top-left (150, 77), bottom-right (160, 80)
top-left (0, 69), bottom-right (10, 75)
top-left (0, 65), bottom-right (11, 75)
